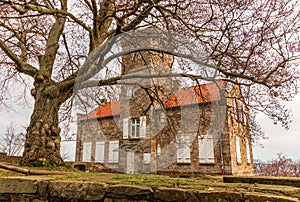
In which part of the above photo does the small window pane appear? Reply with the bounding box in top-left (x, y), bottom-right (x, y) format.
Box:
top-left (131, 119), bottom-right (140, 138)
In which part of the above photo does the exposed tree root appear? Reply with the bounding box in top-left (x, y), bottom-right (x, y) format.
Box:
top-left (0, 162), bottom-right (75, 175)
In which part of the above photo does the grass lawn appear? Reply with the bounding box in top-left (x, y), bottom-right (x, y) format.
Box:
top-left (1, 167), bottom-right (300, 200)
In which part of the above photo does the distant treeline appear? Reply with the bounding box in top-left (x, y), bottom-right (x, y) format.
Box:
top-left (254, 153), bottom-right (300, 177)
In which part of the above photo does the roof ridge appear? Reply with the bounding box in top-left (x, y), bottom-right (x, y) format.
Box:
top-left (80, 82), bottom-right (225, 120)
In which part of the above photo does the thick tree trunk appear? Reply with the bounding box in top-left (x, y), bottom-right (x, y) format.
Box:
top-left (20, 82), bottom-right (67, 166)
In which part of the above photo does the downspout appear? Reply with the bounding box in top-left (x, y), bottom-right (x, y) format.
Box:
top-left (217, 101), bottom-right (225, 175)
top-left (77, 123), bottom-right (82, 162)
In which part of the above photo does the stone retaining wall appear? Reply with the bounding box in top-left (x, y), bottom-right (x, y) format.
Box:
top-left (0, 153), bottom-right (22, 164)
top-left (224, 176), bottom-right (300, 188)
top-left (0, 176), bottom-right (298, 202)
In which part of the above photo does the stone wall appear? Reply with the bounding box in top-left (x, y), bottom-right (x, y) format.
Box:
top-left (225, 85), bottom-right (254, 175)
top-left (76, 116), bottom-right (121, 163)
top-left (0, 176), bottom-right (298, 202)
top-left (75, 91), bottom-right (254, 176)
top-left (224, 176), bottom-right (300, 188)
top-left (76, 48), bottom-right (254, 176)
top-left (0, 152), bottom-right (22, 164)
top-left (153, 103), bottom-right (230, 175)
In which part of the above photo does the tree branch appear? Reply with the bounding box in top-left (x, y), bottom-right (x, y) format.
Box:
top-left (39, 0), bottom-right (67, 75)
top-left (0, 39), bottom-right (38, 77)
top-left (0, 0), bottom-right (91, 32)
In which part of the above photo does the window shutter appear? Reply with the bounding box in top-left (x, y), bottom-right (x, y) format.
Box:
top-left (123, 118), bottom-right (129, 139)
top-left (95, 141), bottom-right (105, 163)
top-left (183, 136), bottom-right (191, 163)
top-left (232, 100), bottom-right (237, 120)
top-left (140, 116), bottom-right (146, 138)
top-left (108, 141), bottom-right (113, 163)
top-left (207, 135), bottom-right (215, 163)
top-left (109, 141), bottom-right (119, 163)
top-left (246, 139), bottom-right (251, 164)
top-left (199, 134), bottom-right (215, 163)
top-left (177, 147), bottom-right (182, 162)
top-left (113, 141), bottom-right (119, 162)
top-left (143, 153), bottom-right (151, 164)
top-left (243, 106), bottom-right (248, 125)
top-left (82, 142), bottom-right (92, 162)
top-left (236, 136), bottom-right (242, 164)
top-left (176, 136), bottom-right (191, 163)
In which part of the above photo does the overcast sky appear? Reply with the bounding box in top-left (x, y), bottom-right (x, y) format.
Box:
top-left (0, 92), bottom-right (299, 162)
top-left (252, 93), bottom-right (300, 161)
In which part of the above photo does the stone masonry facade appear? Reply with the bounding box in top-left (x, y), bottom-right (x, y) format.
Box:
top-left (75, 33), bottom-right (254, 176)
top-left (76, 82), bottom-right (254, 176)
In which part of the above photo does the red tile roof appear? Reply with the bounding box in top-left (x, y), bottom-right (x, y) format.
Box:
top-left (81, 101), bottom-right (120, 120)
top-left (81, 82), bottom-right (226, 120)
top-left (164, 82), bottom-right (225, 108)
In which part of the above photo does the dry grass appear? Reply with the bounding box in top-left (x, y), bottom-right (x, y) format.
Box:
top-left (0, 168), bottom-right (23, 177)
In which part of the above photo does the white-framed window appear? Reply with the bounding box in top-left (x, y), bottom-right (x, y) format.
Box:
top-left (198, 134), bottom-right (215, 164)
top-left (245, 139), bottom-right (251, 164)
top-left (176, 135), bottom-right (191, 163)
top-left (235, 136), bottom-right (242, 164)
top-left (123, 118), bottom-right (129, 139)
top-left (131, 118), bottom-right (140, 138)
top-left (109, 141), bottom-right (119, 163)
top-left (82, 142), bottom-right (92, 162)
top-left (143, 153), bottom-right (151, 164)
top-left (139, 116), bottom-right (146, 138)
top-left (95, 141), bottom-right (105, 163)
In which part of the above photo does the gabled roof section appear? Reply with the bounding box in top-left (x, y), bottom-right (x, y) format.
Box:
top-left (81, 101), bottom-right (120, 120)
top-left (80, 81), bottom-right (227, 120)
top-left (164, 81), bottom-right (226, 108)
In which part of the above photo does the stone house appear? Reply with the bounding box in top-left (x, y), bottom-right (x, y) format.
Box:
top-left (75, 80), bottom-right (254, 176)
top-left (75, 44), bottom-right (254, 176)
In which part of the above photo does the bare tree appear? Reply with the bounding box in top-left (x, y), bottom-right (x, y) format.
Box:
top-left (254, 153), bottom-right (300, 177)
top-left (0, 0), bottom-right (299, 166)
top-left (0, 122), bottom-right (25, 156)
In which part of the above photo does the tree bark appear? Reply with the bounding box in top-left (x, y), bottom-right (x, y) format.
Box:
top-left (20, 79), bottom-right (68, 166)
